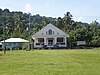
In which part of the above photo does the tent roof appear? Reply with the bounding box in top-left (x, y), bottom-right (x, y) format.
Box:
top-left (1, 38), bottom-right (29, 43)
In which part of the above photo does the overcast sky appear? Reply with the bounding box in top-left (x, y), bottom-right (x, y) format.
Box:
top-left (0, 0), bottom-right (100, 23)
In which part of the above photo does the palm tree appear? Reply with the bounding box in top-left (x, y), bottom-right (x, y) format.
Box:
top-left (5, 16), bottom-right (14, 36)
top-left (54, 17), bottom-right (63, 30)
top-left (63, 12), bottom-right (73, 32)
top-left (14, 14), bottom-right (25, 35)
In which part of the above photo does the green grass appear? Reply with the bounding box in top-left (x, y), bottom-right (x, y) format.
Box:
top-left (0, 49), bottom-right (100, 75)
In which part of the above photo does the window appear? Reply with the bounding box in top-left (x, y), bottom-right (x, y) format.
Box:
top-left (57, 37), bottom-right (64, 42)
top-left (48, 29), bottom-right (52, 35)
top-left (38, 38), bottom-right (44, 43)
top-left (46, 31), bottom-right (47, 35)
top-left (53, 31), bottom-right (54, 34)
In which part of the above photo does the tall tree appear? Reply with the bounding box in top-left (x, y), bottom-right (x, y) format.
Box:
top-left (63, 12), bottom-right (73, 32)
top-left (54, 17), bottom-right (63, 30)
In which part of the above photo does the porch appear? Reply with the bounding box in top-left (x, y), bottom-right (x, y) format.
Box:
top-left (34, 37), bottom-right (67, 49)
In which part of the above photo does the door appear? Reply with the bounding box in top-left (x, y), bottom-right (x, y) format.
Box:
top-left (48, 38), bottom-right (54, 46)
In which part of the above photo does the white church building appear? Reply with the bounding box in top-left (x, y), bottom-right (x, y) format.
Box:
top-left (32, 23), bottom-right (69, 49)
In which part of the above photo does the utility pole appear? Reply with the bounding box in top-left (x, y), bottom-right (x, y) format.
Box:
top-left (3, 18), bottom-right (6, 54)
top-left (28, 13), bottom-right (31, 50)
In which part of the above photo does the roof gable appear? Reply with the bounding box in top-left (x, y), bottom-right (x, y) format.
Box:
top-left (33, 23), bottom-right (69, 37)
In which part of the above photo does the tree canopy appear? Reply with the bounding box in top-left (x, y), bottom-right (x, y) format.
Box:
top-left (0, 8), bottom-right (100, 47)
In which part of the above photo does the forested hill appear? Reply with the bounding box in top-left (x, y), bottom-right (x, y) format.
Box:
top-left (0, 8), bottom-right (55, 39)
top-left (0, 8), bottom-right (100, 47)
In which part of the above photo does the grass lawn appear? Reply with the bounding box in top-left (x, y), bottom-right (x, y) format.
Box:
top-left (0, 49), bottom-right (100, 75)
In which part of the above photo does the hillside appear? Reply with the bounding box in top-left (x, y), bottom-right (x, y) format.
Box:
top-left (0, 8), bottom-right (100, 47)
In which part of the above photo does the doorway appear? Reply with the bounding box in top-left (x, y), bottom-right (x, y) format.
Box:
top-left (47, 38), bottom-right (54, 46)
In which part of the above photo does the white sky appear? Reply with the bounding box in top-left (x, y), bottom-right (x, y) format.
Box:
top-left (0, 0), bottom-right (100, 23)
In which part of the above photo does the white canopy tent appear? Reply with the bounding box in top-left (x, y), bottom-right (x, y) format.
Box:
top-left (1, 38), bottom-right (29, 43)
top-left (1, 38), bottom-right (29, 50)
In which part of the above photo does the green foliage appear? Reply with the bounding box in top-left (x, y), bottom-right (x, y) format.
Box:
top-left (0, 8), bottom-right (100, 47)
top-left (89, 36), bottom-right (100, 46)
top-left (22, 43), bottom-right (28, 50)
